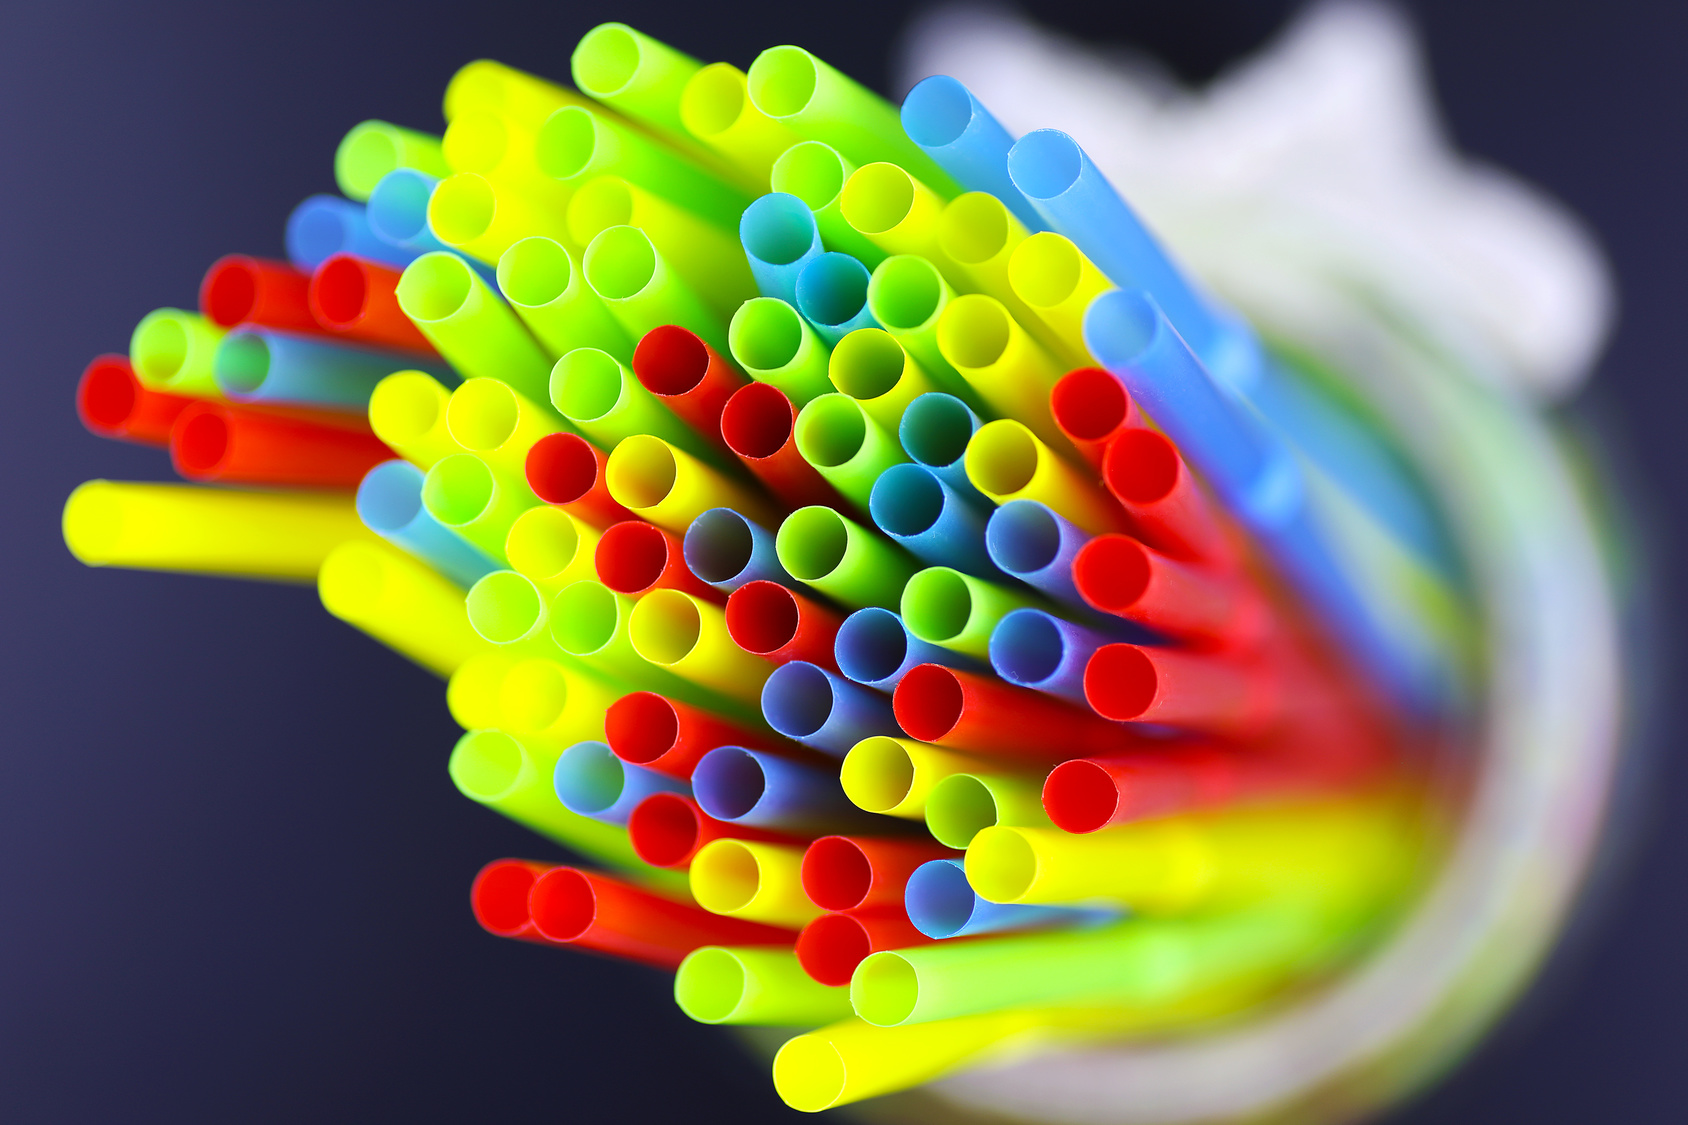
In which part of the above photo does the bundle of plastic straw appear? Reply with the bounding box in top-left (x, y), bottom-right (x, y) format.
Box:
top-left (64, 23), bottom-right (1458, 1112)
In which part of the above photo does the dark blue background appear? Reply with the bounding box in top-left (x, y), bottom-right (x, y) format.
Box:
top-left (0, 1), bottom-right (1679, 1120)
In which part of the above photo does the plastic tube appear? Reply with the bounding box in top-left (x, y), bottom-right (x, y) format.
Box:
top-left (629, 588), bottom-right (776, 704)
top-left (1072, 534), bottom-right (1266, 646)
top-left (745, 45), bottom-right (956, 193)
top-left (130, 308), bottom-right (224, 395)
top-left (629, 791), bottom-right (803, 867)
top-left (445, 377), bottom-right (563, 486)
top-left (901, 76), bottom-right (1040, 226)
top-left (1100, 426), bottom-right (1235, 567)
top-left (832, 607), bottom-right (981, 691)
top-left (775, 506), bottom-right (917, 609)
top-left (335, 120), bottom-right (448, 202)
top-left (741, 193), bottom-right (823, 305)
top-left (524, 432), bottom-right (635, 527)
top-left (792, 394), bottom-right (906, 511)
top-left (631, 324), bottom-right (745, 449)
top-left (989, 608), bottom-right (1119, 707)
top-left (838, 735), bottom-right (979, 820)
top-left (605, 433), bottom-right (775, 533)
top-left (357, 460), bottom-right (497, 587)
top-left (1050, 365), bottom-right (1144, 471)
top-left (728, 297), bottom-right (834, 405)
top-left (504, 505), bottom-right (600, 595)
top-left (213, 328), bottom-right (445, 410)
top-left (983, 500), bottom-right (1090, 611)
top-left (899, 566), bottom-right (1039, 661)
top-left (547, 577), bottom-right (675, 691)
top-left (496, 236), bottom-right (632, 361)
top-left (681, 63), bottom-right (805, 185)
top-left (769, 140), bottom-right (883, 265)
top-left (864, 256), bottom-right (967, 400)
top-left (571, 22), bottom-right (701, 140)
top-left (839, 163), bottom-right (950, 273)
top-left (495, 657), bottom-right (620, 747)
top-left (607, 691), bottom-right (785, 779)
top-left (583, 224), bottom-right (727, 353)
top-left (319, 539), bottom-right (487, 676)
top-left (366, 170), bottom-right (458, 259)
top-left (965, 419), bottom-right (1123, 535)
top-left (200, 255), bottom-right (316, 333)
top-left (428, 170), bottom-right (572, 267)
top-left (903, 859), bottom-right (1104, 940)
top-left (795, 908), bottom-right (933, 987)
top-left (471, 858), bottom-right (552, 942)
top-left (761, 661), bottom-right (898, 757)
top-left (923, 769), bottom-right (1050, 849)
top-left (593, 520), bottom-right (719, 601)
top-left (690, 838), bottom-right (825, 927)
top-left (684, 509), bottom-right (791, 592)
top-left (308, 254), bottom-right (440, 354)
top-left (937, 295), bottom-right (1069, 451)
top-left (169, 402), bottom-right (390, 487)
top-left (869, 464), bottom-right (994, 577)
top-left (692, 745), bottom-right (865, 835)
top-left (442, 109), bottom-right (575, 217)
top-left (826, 329), bottom-right (934, 435)
top-left (726, 580), bottom-right (842, 669)
top-left (552, 347), bottom-right (712, 461)
top-left (794, 252), bottom-right (879, 346)
top-left (897, 392), bottom-right (983, 500)
top-left (554, 740), bottom-right (688, 824)
top-left (444, 59), bottom-right (587, 128)
top-left (893, 663), bottom-right (1135, 760)
top-left (1042, 745), bottom-right (1296, 832)
top-left (286, 195), bottom-right (417, 272)
top-left (802, 836), bottom-right (954, 912)
top-left (1007, 231), bottom-right (1117, 367)
top-left (396, 251), bottom-right (552, 403)
top-left (465, 569), bottom-right (556, 649)
top-left (536, 105), bottom-right (749, 228)
top-left (368, 370), bottom-right (458, 468)
top-left (1084, 643), bottom-right (1278, 736)
top-left (76, 355), bottom-right (195, 446)
top-left (422, 452), bottom-right (537, 562)
top-left (677, 946), bottom-right (853, 1026)
top-left (720, 382), bottom-right (843, 511)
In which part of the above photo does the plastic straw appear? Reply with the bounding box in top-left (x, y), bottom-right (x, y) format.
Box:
top-left (494, 656), bottom-right (621, 747)
top-left (428, 170), bottom-right (572, 266)
top-left (792, 394), bottom-right (906, 511)
top-left (130, 308), bottom-right (224, 395)
top-left (897, 392), bottom-right (984, 501)
top-left (838, 735), bottom-right (979, 820)
top-left (548, 581), bottom-right (732, 714)
top-left (357, 460), bottom-right (498, 587)
top-left (989, 607), bottom-right (1120, 706)
top-left (676, 946), bottom-right (853, 1026)
top-left (839, 163), bottom-right (949, 271)
top-left (443, 59), bottom-right (587, 128)
top-left (937, 295), bottom-right (1069, 451)
top-left (903, 859), bottom-right (1105, 940)
top-left (869, 464), bottom-right (994, 576)
top-left (893, 663), bottom-right (1135, 760)
top-left (308, 254), bottom-right (440, 354)
top-left (76, 355), bottom-right (195, 446)
top-left (775, 506), bottom-right (917, 609)
top-left (832, 607), bottom-right (980, 691)
top-left (441, 108), bottom-right (575, 217)
top-left (554, 740), bottom-right (687, 824)
top-left (692, 745), bottom-right (867, 835)
top-left (769, 140), bottom-right (883, 264)
top-left (319, 539), bottom-right (487, 676)
top-left (825, 329), bottom-right (933, 435)
top-left (1043, 745), bottom-right (1303, 832)
top-left (605, 433), bottom-right (774, 533)
top-left (1084, 643), bottom-right (1277, 736)
top-left (1072, 534), bottom-right (1266, 646)
top-left (169, 401), bottom-right (391, 487)
top-left (571, 22), bottom-right (702, 141)
top-left (740, 193), bottom-right (823, 305)
top-left (465, 569), bottom-right (557, 649)
top-left (470, 858), bottom-right (552, 942)
top-left (496, 236), bottom-right (632, 361)
top-left (335, 120), bottom-right (448, 202)
top-left (1050, 365), bottom-right (1144, 471)
top-left (631, 325), bottom-right (745, 448)
top-left (629, 791), bottom-right (803, 867)
top-left (366, 170), bottom-right (467, 263)
top-left (923, 768), bottom-right (1050, 849)
top-left (690, 838), bottom-right (825, 927)
top-left (864, 256), bottom-right (967, 400)
top-left (422, 451), bottom-right (537, 562)
top-left (761, 661), bottom-right (898, 757)
top-left (593, 520), bottom-right (719, 601)
top-left (524, 432), bottom-right (635, 527)
top-left (965, 419), bottom-right (1124, 535)
top-left (1007, 231), bottom-right (1116, 367)
top-left (583, 224), bottom-right (727, 352)
top-left (1100, 426), bottom-right (1235, 567)
top-left (727, 297), bottom-right (834, 405)
top-left (794, 908), bottom-right (933, 987)
top-left (901, 76), bottom-right (1041, 228)
top-left (395, 251), bottom-right (552, 403)
top-left (503, 505), bottom-right (600, 595)
top-left (552, 347), bottom-right (714, 460)
top-left (935, 191), bottom-right (1059, 356)
top-left (983, 500), bottom-right (1090, 612)
top-left (200, 254), bottom-right (316, 333)
top-left (681, 63), bottom-right (805, 185)
top-left (444, 377), bottom-right (563, 485)
top-left (286, 195), bottom-right (417, 272)
top-left (684, 509), bottom-right (791, 592)
top-left (214, 328), bottom-right (445, 410)
top-left (628, 588), bottom-right (776, 704)
top-left (802, 836), bottom-right (954, 912)
top-left (720, 382), bottom-right (844, 511)
top-left (899, 566), bottom-right (1040, 661)
top-left (369, 371), bottom-right (459, 468)
top-left (607, 691), bottom-right (785, 779)
top-left (725, 580), bottom-right (842, 669)
top-left (794, 252), bottom-right (879, 346)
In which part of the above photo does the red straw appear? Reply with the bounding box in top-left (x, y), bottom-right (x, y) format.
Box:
top-left (1042, 746), bottom-right (1247, 832)
top-left (627, 792), bottom-right (806, 868)
top-left (469, 858), bottom-right (554, 943)
top-left (1072, 534), bottom-right (1271, 648)
top-left (1050, 366), bottom-right (1143, 471)
top-left (719, 382), bottom-right (844, 511)
top-left (199, 254), bottom-right (317, 332)
top-left (631, 325), bottom-right (744, 454)
top-left (527, 865), bottom-right (794, 969)
top-left (725, 580), bottom-right (843, 670)
top-left (594, 520), bottom-right (723, 602)
top-left (525, 432), bottom-right (635, 528)
top-left (1083, 644), bottom-right (1279, 736)
top-left (1101, 428), bottom-right (1235, 568)
top-left (795, 908), bottom-right (935, 986)
top-left (309, 253), bottom-right (439, 355)
top-left (894, 663), bottom-right (1139, 760)
top-left (801, 836), bottom-right (957, 912)
top-left (606, 691), bottom-right (787, 779)
top-left (76, 354), bottom-right (197, 446)
top-left (169, 401), bottom-right (391, 487)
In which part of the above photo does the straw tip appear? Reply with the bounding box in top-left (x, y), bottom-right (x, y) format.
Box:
top-left (772, 1034), bottom-right (847, 1112)
top-left (1082, 289), bottom-right (1162, 371)
top-left (62, 480), bottom-right (120, 565)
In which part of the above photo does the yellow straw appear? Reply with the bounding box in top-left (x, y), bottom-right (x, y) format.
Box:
top-left (963, 419), bottom-right (1125, 535)
top-left (428, 171), bottom-right (573, 266)
top-left (444, 377), bottom-right (568, 483)
top-left (935, 294), bottom-right (1070, 452)
top-left (1006, 231), bottom-right (1116, 368)
top-left (318, 539), bottom-right (486, 677)
top-left (504, 506), bottom-right (601, 596)
top-left (368, 371), bottom-right (463, 469)
top-left (839, 736), bottom-right (981, 820)
top-left (627, 588), bottom-right (775, 705)
top-left (690, 838), bottom-right (821, 928)
top-left (825, 329), bottom-right (935, 435)
top-left (679, 63), bottom-right (804, 186)
top-left (605, 433), bottom-right (776, 532)
top-left (495, 656), bottom-right (622, 747)
top-left (838, 163), bottom-right (951, 278)
top-left (447, 650), bottom-right (523, 730)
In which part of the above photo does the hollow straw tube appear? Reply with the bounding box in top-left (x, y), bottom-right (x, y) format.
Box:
top-left (681, 63), bottom-right (806, 185)
top-left (554, 740), bottom-right (688, 824)
top-left (319, 539), bottom-right (487, 676)
top-left (869, 464), bottom-right (995, 577)
top-left (605, 433), bottom-right (775, 533)
top-left (965, 419), bottom-right (1124, 535)
top-left (629, 589), bottom-right (776, 704)
top-left (903, 859), bottom-right (1105, 940)
top-left (684, 509), bottom-right (791, 592)
top-left (792, 394), bottom-right (907, 511)
top-left (839, 163), bottom-right (951, 278)
top-left (826, 329), bottom-right (934, 435)
top-left (937, 295), bottom-right (1070, 452)
top-left (894, 663), bottom-right (1136, 760)
top-left (769, 140), bottom-right (883, 265)
top-left (677, 946), bottom-right (853, 1026)
top-left (629, 792), bottom-right (803, 868)
top-left (1083, 643), bottom-right (1278, 737)
top-left (1007, 231), bottom-right (1117, 367)
top-left (552, 347), bottom-right (713, 461)
top-left (465, 570), bottom-right (560, 651)
top-left (726, 581), bottom-right (842, 669)
top-left (444, 58), bottom-right (588, 127)
top-left (607, 691), bottom-right (785, 779)
top-left (900, 76), bottom-right (1040, 228)
top-left (504, 506), bottom-right (601, 595)
top-left (692, 745), bottom-right (867, 836)
top-left (865, 256), bottom-right (968, 400)
top-left (525, 432), bottom-right (635, 527)
top-left (286, 195), bottom-right (417, 272)
top-left (471, 858), bottom-right (553, 942)
top-left (308, 254), bottom-right (440, 354)
top-left (358, 460), bottom-right (498, 587)
top-left (720, 382), bottom-right (844, 511)
top-left (441, 108), bottom-right (574, 216)
top-left (200, 255), bottom-right (316, 333)
top-left (1042, 745), bottom-right (1304, 832)
top-left (496, 236), bottom-right (632, 361)
top-left (899, 567), bottom-right (1041, 661)
top-left (761, 661), bottom-right (898, 757)
top-left (571, 22), bottom-right (702, 140)
top-left (897, 392), bottom-right (983, 500)
top-left (801, 836), bottom-right (954, 913)
top-left (335, 120), bottom-right (448, 202)
top-left (593, 521), bottom-right (719, 601)
top-left (746, 45), bottom-right (957, 193)
top-left (213, 329), bottom-right (449, 410)
top-left (795, 907), bottom-right (934, 987)
top-left (989, 608), bottom-right (1119, 707)
top-left (369, 371), bottom-right (459, 467)
top-left (583, 225), bottom-right (727, 352)
top-left (832, 607), bottom-right (980, 691)
top-left (741, 193), bottom-right (823, 305)
top-left (169, 402), bottom-right (391, 487)
top-left (794, 252), bottom-right (879, 346)
top-left (130, 308), bottom-right (224, 394)
top-left (1072, 535), bottom-right (1266, 646)
top-left (775, 506), bottom-right (918, 610)
top-left (422, 452), bottom-right (537, 563)
top-left (495, 657), bottom-right (622, 747)
top-left (984, 500), bottom-right (1090, 611)
top-left (690, 838), bottom-right (824, 927)
top-left (445, 377), bottom-right (564, 484)
top-left (449, 650), bottom-right (522, 732)
top-left (76, 355), bottom-right (195, 446)
top-left (428, 171), bottom-right (574, 265)
top-left (396, 252), bottom-right (552, 403)
top-left (923, 769), bottom-right (1051, 849)
top-left (366, 170), bottom-right (456, 257)
top-left (1050, 365), bottom-right (1144, 471)
top-left (547, 581), bottom-right (732, 714)
top-left (839, 735), bottom-right (980, 820)
top-left (728, 297), bottom-right (834, 405)
top-left (1100, 426), bottom-right (1235, 567)
top-left (631, 325), bottom-right (745, 447)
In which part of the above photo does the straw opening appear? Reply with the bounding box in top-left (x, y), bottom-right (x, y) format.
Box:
top-left (839, 735), bottom-right (914, 812)
top-left (528, 867), bottom-right (597, 942)
top-left (498, 236), bottom-right (575, 308)
top-left (584, 226), bottom-right (658, 301)
top-left (630, 588), bottom-right (703, 664)
top-left (606, 692), bottom-right (680, 765)
top-left (446, 378), bottom-right (520, 450)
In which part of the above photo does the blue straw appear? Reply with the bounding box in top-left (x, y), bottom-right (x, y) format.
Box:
top-left (365, 169), bottom-right (501, 289)
top-left (833, 607), bottom-right (983, 691)
top-left (904, 859), bottom-right (1115, 939)
top-left (285, 195), bottom-right (419, 272)
top-left (987, 607), bottom-right (1118, 707)
top-left (869, 463), bottom-right (997, 577)
top-left (897, 392), bottom-right (984, 502)
top-left (760, 661), bottom-right (897, 757)
top-left (356, 461), bottom-right (498, 588)
top-left (213, 328), bottom-right (455, 410)
top-left (682, 508), bottom-right (792, 592)
top-left (984, 500), bottom-right (1091, 610)
top-left (899, 76), bottom-right (1043, 231)
top-left (553, 740), bottom-right (687, 825)
top-left (794, 252), bottom-right (879, 346)
top-left (740, 193), bottom-right (824, 306)
top-left (691, 745), bottom-right (866, 832)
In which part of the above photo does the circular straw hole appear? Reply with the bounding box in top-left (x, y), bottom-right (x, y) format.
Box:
top-left (77, 358), bottom-right (138, 431)
top-left (901, 75), bottom-right (972, 147)
top-left (498, 236), bottom-right (575, 308)
top-left (449, 731), bottom-right (525, 801)
top-left (594, 521), bottom-right (669, 594)
top-left (741, 193), bottom-right (818, 266)
top-left (802, 836), bottom-right (872, 911)
top-left (692, 748), bottom-right (767, 822)
top-left (552, 348), bottom-right (625, 423)
top-left (893, 664), bottom-right (965, 742)
top-left (682, 63), bottom-right (746, 137)
top-left (899, 393), bottom-right (974, 469)
top-left (796, 254), bottom-right (870, 328)
top-left (356, 460), bottom-right (424, 532)
top-left (674, 947), bottom-right (745, 1023)
top-left (633, 325), bottom-right (709, 396)
top-left (537, 106), bottom-right (596, 180)
top-left (566, 176), bottom-right (635, 246)
top-left (367, 170), bottom-right (433, 242)
top-left (525, 433), bottom-right (598, 505)
top-left (584, 226), bottom-right (657, 300)
top-left (446, 378), bottom-right (519, 450)
top-left (776, 507), bottom-right (848, 581)
top-left (902, 568), bottom-right (972, 643)
top-left (550, 579), bottom-right (619, 655)
top-left (527, 867), bottom-right (597, 941)
top-left (771, 141), bottom-right (846, 210)
top-left (852, 953), bottom-right (919, 1026)
top-left (1043, 759), bottom-right (1121, 833)
top-left (339, 125), bottom-right (401, 195)
top-left (1010, 232), bottom-right (1083, 308)
top-left (213, 333), bottom-right (271, 396)
top-left (829, 330), bottom-right (905, 400)
top-left (1105, 428), bottom-right (1181, 504)
top-left (684, 508), bottom-right (755, 585)
top-left (937, 193), bottom-right (1008, 265)
top-left (1051, 367), bottom-right (1128, 442)
top-left (986, 501), bottom-right (1060, 575)
top-left (691, 839), bottom-right (762, 913)
top-left (628, 790), bottom-right (700, 866)
top-left (606, 434), bottom-right (677, 509)
top-left (729, 299), bottom-right (804, 372)
top-left (499, 659), bottom-right (570, 731)
top-left (964, 826), bottom-right (1039, 902)
top-left (470, 860), bottom-right (540, 936)
top-left (834, 609), bottom-right (910, 686)
top-left (629, 588), bottom-right (703, 664)
top-left (720, 382), bottom-right (794, 460)
top-left (867, 257), bottom-right (940, 331)
top-left (990, 609), bottom-right (1066, 686)
top-left (965, 421), bottom-right (1039, 496)
top-left (423, 454), bottom-right (496, 526)
top-left (132, 314), bottom-right (189, 383)
top-left (870, 465), bottom-right (945, 538)
top-left (173, 408), bottom-right (230, 475)
top-left (201, 257), bottom-right (259, 326)
top-left (726, 581), bottom-right (800, 655)
top-left (465, 571), bottom-right (543, 644)
top-left (761, 662), bottom-right (836, 740)
top-left (1007, 129), bottom-right (1084, 200)
top-left (925, 774), bottom-right (1000, 849)
top-left (795, 397), bottom-right (866, 468)
top-left (443, 112), bottom-right (510, 176)
top-left (312, 255), bottom-right (369, 326)
top-left (747, 45), bottom-right (818, 117)
top-left (1073, 536), bottom-right (1151, 613)
top-left (794, 911), bottom-right (872, 986)
top-left (904, 860), bottom-right (975, 938)
top-left (395, 252), bottom-right (473, 323)
top-left (553, 741), bottom-right (626, 815)
top-left (606, 692), bottom-right (680, 765)
top-left (505, 507), bottom-right (582, 582)
top-left (1083, 644), bottom-right (1158, 720)
top-left (840, 164), bottom-right (914, 235)
top-left (574, 24), bottom-right (640, 96)
top-left (369, 372), bottom-right (444, 447)
top-left (937, 295), bottom-right (1010, 368)
top-left (839, 735), bottom-right (914, 812)
top-left (428, 174), bottom-right (497, 245)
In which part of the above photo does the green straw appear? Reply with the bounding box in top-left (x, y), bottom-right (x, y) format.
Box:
top-left (130, 308), bottom-right (225, 395)
top-left (335, 120), bottom-right (448, 202)
top-left (680, 63), bottom-right (804, 186)
top-left (775, 506), bottom-right (916, 609)
top-left (582, 224), bottom-right (727, 353)
top-left (676, 946), bottom-right (854, 1026)
top-left (827, 328), bottom-right (936, 434)
top-left (465, 569), bottom-right (551, 646)
top-left (864, 256), bottom-right (977, 408)
top-left (923, 769), bottom-right (1050, 849)
top-left (497, 236), bottom-right (633, 361)
top-left (793, 393), bottom-right (907, 510)
top-left (396, 251), bottom-right (553, 407)
top-left (727, 297), bottom-right (835, 405)
top-left (900, 566), bottom-right (1041, 659)
top-left (421, 452), bottom-right (537, 563)
top-left (571, 22), bottom-right (703, 142)
top-left (551, 347), bottom-right (719, 463)
top-left (769, 140), bottom-right (883, 265)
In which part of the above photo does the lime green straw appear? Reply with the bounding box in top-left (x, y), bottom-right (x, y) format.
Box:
top-left (923, 769), bottom-right (1050, 849)
top-left (497, 236), bottom-right (633, 361)
top-left (551, 347), bottom-right (717, 462)
top-left (439, 111), bottom-right (574, 218)
top-left (827, 329), bottom-right (936, 434)
top-left (445, 377), bottom-right (569, 483)
top-left (727, 297), bottom-right (834, 405)
top-left (676, 946), bottom-right (854, 1026)
top-left (368, 370), bottom-right (463, 470)
top-left (444, 59), bottom-right (588, 128)
top-left (864, 257), bottom-right (977, 408)
top-left (421, 452), bottom-right (537, 563)
top-left (428, 171), bottom-right (573, 266)
top-left (900, 566), bottom-right (1041, 660)
top-left (775, 506), bottom-right (916, 609)
top-left (465, 569), bottom-right (555, 647)
top-left (680, 63), bottom-right (804, 186)
top-left (572, 23), bottom-right (703, 144)
top-left (582, 225), bottom-right (727, 353)
top-left (793, 393), bottom-right (907, 510)
top-left (396, 251), bottom-right (553, 406)
top-left (334, 120), bottom-right (448, 202)
top-left (769, 141), bottom-right (883, 265)
top-left (130, 308), bottom-right (225, 395)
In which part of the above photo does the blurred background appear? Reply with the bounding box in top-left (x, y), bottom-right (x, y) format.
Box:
top-left (0, 0), bottom-right (1677, 1120)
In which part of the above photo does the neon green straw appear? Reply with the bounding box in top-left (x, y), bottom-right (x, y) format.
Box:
top-left (335, 120), bottom-right (448, 202)
top-left (676, 946), bottom-right (854, 1026)
top-left (923, 769), bottom-right (1050, 849)
top-left (901, 566), bottom-right (1042, 660)
top-left (445, 377), bottom-right (568, 483)
top-left (582, 225), bottom-right (727, 353)
top-left (775, 506), bottom-right (916, 609)
top-left (440, 110), bottom-right (574, 217)
top-left (827, 329), bottom-right (936, 434)
top-left (793, 393), bottom-right (907, 510)
top-left (769, 141), bottom-right (883, 265)
top-left (727, 297), bottom-right (834, 405)
top-left (680, 63), bottom-right (804, 186)
top-left (421, 452), bottom-right (537, 563)
top-left (551, 347), bottom-right (718, 462)
top-left (497, 236), bottom-right (633, 361)
top-left (465, 569), bottom-right (557, 648)
top-left (935, 293), bottom-right (1068, 450)
top-left (864, 257), bottom-right (976, 408)
top-left (572, 23), bottom-right (703, 144)
top-left (130, 308), bottom-right (225, 395)
top-left (396, 251), bottom-right (553, 406)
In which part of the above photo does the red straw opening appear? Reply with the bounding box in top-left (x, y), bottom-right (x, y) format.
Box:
top-left (470, 860), bottom-right (544, 937)
top-left (595, 521), bottom-right (670, 594)
top-left (201, 257), bottom-right (259, 326)
top-left (1083, 644), bottom-right (1159, 721)
top-left (311, 255), bottom-right (368, 326)
top-left (77, 356), bottom-right (139, 431)
top-left (725, 580), bottom-right (801, 655)
top-left (720, 382), bottom-right (794, 460)
top-left (1072, 536), bottom-right (1152, 613)
top-left (1051, 367), bottom-right (1128, 442)
top-left (606, 692), bottom-right (680, 765)
top-left (173, 407), bottom-right (231, 474)
top-left (526, 432), bottom-right (600, 505)
top-left (632, 325), bottom-right (709, 396)
top-left (527, 867), bottom-right (597, 942)
top-left (1042, 759), bottom-right (1122, 833)
top-left (1103, 429), bottom-right (1180, 505)
top-left (795, 912), bottom-right (872, 987)
top-left (801, 837), bottom-right (873, 912)
top-left (892, 664), bottom-right (965, 743)
top-left (627, 792), bottom-right (701, 867)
